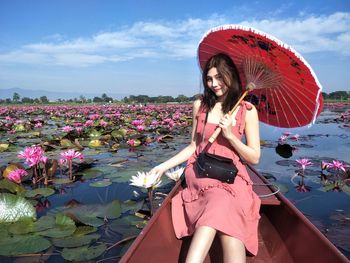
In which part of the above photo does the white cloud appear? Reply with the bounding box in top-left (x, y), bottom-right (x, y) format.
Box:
top-left (242, 12), bottom-right (350, 55)
top-left (0, 12), bottom-right (349, 67)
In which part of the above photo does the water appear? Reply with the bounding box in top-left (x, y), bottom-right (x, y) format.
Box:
top-left (0, 103), bottom-right (349, 261)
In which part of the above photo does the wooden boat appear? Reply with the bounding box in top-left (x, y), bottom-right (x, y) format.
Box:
top-left (120, 164), bottom-right (349, 263)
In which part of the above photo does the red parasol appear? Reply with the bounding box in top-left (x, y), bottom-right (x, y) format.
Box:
top-left (198, 25), bottom-right (323, 133)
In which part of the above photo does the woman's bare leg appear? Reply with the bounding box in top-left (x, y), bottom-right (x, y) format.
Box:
top-left (219, 233), bottom-right (246, 263)
top-left (185, 226), bottom-right (217, 263)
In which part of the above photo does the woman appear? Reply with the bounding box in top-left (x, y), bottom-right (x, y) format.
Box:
top-left (150, 53), bottom-right (261, 263)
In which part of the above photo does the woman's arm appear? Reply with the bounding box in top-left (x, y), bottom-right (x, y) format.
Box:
top-left (220, 103), bottom-right (261, 165)
top-left (150, 99), bottom-right (201, 176)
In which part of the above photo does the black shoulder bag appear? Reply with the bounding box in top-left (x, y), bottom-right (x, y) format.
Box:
top-left (196, 111), bottom-right (239, 184)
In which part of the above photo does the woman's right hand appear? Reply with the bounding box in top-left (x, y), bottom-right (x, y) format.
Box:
top-left (149, 164), bottom-right (167, 178)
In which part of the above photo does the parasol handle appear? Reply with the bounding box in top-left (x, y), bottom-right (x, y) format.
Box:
top-left (208, 83), bottom-right (255, 144)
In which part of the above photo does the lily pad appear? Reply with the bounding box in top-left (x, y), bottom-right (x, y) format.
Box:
top-left (73, 226), bottom-right (98, 236)
top-left (8, 215), bottom-right (55, 235)
top-left (82, 169), bottom-right (103, 179)
top-left (0, 193), bottom-right (36, 223)
top-left (52, 178), bottom-right (73, 184)
top-left (111, 129), bottom-right (127, 139)
top-left (61, 243), bottom-right (107, 261)
top-left (60, 139), bottom-right (75, 148)
top-left (52, 233), bottom-right (101, 248)
top-left (89, 180), bottom-right (112, 187)
top-left (64, 200), bottom-right (121, 227)
top-left (109, 215), bottom-right (145, 237)
top-left (89, 139), bottom-right (103, 148)
top-left (121, 199), bottom-right (145, 214)
top-left (0, 143), bottom-right (9, 152)
top-left (0, 179), bottom-right (26, 194)
top-left (89, 129), bottom-right (102, 139)
top-left (38, 213), bottom-right (76, 238)
top-left (25, 187), bottom-right (55, 198)
top-left (0, 234), bottom-right (51, 256)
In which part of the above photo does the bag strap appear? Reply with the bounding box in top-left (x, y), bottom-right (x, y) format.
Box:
top-left (199, 111), bottom-right (209, 152)
top-left (200, 110), bottom-right (246, 164)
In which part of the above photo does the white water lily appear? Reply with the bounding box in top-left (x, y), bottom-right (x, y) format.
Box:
top-left (130, 172), bottom-right (161, 189)
top-left (165, 166), bottom-right (185, 181)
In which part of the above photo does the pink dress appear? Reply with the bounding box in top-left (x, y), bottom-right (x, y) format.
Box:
top-left (171, 101), bottom-right (261, 256)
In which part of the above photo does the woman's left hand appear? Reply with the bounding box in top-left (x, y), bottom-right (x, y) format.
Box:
top-left (219, 114), bottom-right (234, 140)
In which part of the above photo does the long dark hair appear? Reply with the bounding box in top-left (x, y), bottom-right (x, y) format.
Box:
top-left (201, 53), bottom-right (242, 114)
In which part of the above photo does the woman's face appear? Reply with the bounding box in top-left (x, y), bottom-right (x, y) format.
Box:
top-left (206, 67), bottom-right (228, 99)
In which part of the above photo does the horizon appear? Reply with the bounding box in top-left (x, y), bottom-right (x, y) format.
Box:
top-left (1, 0), bottom-right (350, 97)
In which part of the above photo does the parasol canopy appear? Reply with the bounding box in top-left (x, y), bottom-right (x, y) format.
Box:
top-left (198, 25), bottom-right (323, 128)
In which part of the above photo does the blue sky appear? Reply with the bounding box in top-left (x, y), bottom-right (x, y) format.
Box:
top-left (0, 0), bottom-right (349, 97)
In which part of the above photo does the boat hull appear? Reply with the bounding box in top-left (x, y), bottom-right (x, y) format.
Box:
top-left (120, 165), bottom-right (349, 263)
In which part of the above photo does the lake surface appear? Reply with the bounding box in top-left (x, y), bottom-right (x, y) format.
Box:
top-left (0, 103), bottom-right (349, 261)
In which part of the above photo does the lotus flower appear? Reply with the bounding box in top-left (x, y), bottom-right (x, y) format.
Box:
top-left (131, 119), bottom-right (143, 126)
top-left (18, 146), bottom-right (45, 167)
top-left (279, 135), bottom-right (288, 143)
top-left (7, 169), bottom-right (28, 183)
top-left (34, 122), bottom-right (43, 128)
top-left (100, 119), bottom-right (108, 127)
top-left (290, 134), bottom-right (300, 140)
top-left (326, 160), bottom-right (349, 172)
top-left (130, 171), bottom-right (161, 216)
top-left (130, 172), bottom-right (161, 189)
top-left (165, 166), bottom-right (185, 181)
top-left (60, 149), bottom-right (84, 161)
top-left (296, 158), bottom-right (313, 170)
top-left (321, 161), bottom-right (330, 170)
top-left (60, 149), bottom-right (84, 180)
top-left (62, 126), bottom-right (73, 132)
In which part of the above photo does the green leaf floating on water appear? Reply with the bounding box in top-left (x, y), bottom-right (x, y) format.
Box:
top-left (111, 128), bottom-right (127, 139)
top-left (14, 124), bottom-right (26, 132)
top-left (0, 193), bottom-right (36, 223)
top-left (0, 179), bottom-right (26, 194)
top-left (109, 215), bottom-right (145, 237)
top-left (39, 213), bottom-right (76, 238)
top-left (8, 215), bottom-right (55, 235)
top-left (52, 178), bottom-right (73, 184)
top-left (64, 200), bottom-right (121, 227)
top-left (60, 138), bottom-right (75, 148)
top-left (61, 243), bottom-right (107, 261)
top-left (52, 233), bottom-right (101, 248)
top-left (25, 187), bottom-right (55, 198)
top-left (82, 169), bottom-right (103, 179)
top-left (89, 129), bottom-right (102, 139)
top-left (89, 139), bottom-right (103, 148)
top-left (73, 225), bottom-right (98, 236)
top-left (89, 180), bottom-right (112, 187)
top-left (0, 234), bottom-right (51, 256)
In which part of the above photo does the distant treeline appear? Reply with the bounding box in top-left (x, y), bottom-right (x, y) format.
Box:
top-left (1, 91), bottom-right (349, 105)
top-left (0, 92), bottom-right (200, 104)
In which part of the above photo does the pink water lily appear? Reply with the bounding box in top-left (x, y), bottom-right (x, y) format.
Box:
top-left (279, 135), bottom-right (288, 142)
top-left (136, 125), bottom-right (145, 132)
top-left (62, 126), bottom-right (73, 132)
top-left (131, 119), bottom-right (143, 126)
top-left (326, 160), bottom-right (349, 172)
top-left (60, 149), bottom-right (84, 180)
top-left (18, 146), bottom-right (45, 167)
top-left (7, 168), bottom-right (28, 183)
top-left (84, 120), bottom-right (94, 127)
top-left (100, 119), bottom-right (108, 127)
top-left (60, 149), bottom-right (84, 161)
top-left (290, 134), bottom-right (300, 140)
top-left (34, 122), bottom-right (43, 128)
top-left (296, 158), bottom-right (313, 170)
